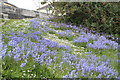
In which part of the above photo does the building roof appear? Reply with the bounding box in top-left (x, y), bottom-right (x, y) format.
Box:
top-left (3, 2), bottom-right (18, 8)
top-left (37, 3), bottom-right (50, 10)
top-left (37, 2), bottom-right (53, 10)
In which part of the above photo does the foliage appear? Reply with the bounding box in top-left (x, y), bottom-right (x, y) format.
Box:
top-left (49, 2), bottom-right (120, 35)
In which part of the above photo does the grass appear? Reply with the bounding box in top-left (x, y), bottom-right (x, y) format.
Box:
top-left (1, 18), bottom-right (119, 78)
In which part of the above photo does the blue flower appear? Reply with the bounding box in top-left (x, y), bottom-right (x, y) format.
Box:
top-left (14, 54), bottom-right (20, 61)
top-left (102, 55), bottom-right (106, 60)
top-left (53, 57), bottom-right (56, 62)
top-left (117, 53), bottom-right (120, 56)
top-left (7, 51), bottom-right (11, 57)
top-left (74, 72), bottom-right (78, 78)
top-left (81, 74), bottom-right (88, 77)
top-left (20, 63), bottom-right (26, 67)
top-left (1, 49), bottom-right (6, 57)
top-left (96, 73), bottom-right (102, 78)
top-left (22, 55), bottom-right (28, 59)
top-left (1, 45), bottom-right (7, 54)
top-left (116, 60), bottom-right (120, 63)
top-left (10, 36), bottom-right (24, 43)
top-left (86, 40), bottom-right (109, 49)
top-left (68, 70), bottom-right (76, 78)
top-left (63, 75), bottom-right (68, 78)
top-left (11, 32), bottom-right (16, 36)
top-left (33, 31), bottom-right (42, 35)
top-left (74, 35), bottom-right (89, 43)
top-left (117, 76), bottom-right (120, 80)
top-left (30, 34), bottom-right (40, 41)
top-left (8, 40), bottom-right (17, 47)
top-left (15, 46), bottom-right (21, 53)
top-left (45, 57), bottom-right (53, 65)
top-left (99, 36), bottom-right (107, 40)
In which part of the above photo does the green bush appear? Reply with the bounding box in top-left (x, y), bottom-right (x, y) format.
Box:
top-left (49, 2), bottom-right (119, 34)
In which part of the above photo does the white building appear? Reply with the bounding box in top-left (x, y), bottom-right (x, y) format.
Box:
top-left (37, 1), bottom-right (53, 15)
top-left (0, 0), bottom-right (8, 19)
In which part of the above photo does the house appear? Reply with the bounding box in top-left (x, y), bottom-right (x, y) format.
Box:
top-left (0, 0), bottom-right (18, 19)
top-left (36, 1), bottom-right (53, 15)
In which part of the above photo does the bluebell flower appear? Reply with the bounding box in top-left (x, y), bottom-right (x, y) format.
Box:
top-left (81, 74), bottom-right (88, 77)
top-left (7, 51), bottom-right (11, 57)
top-left (91, 54), bottom-right (97, 60)
top-left (50, 50), bottom-right (57, 55)
top-left (116, 60), bottom-right (120, 63)
top-left (74, 72), bottom-right (78, 78)
top-left (15, 46), bottom-right (21, 53)
top-left (102, 55), bottom-right (106, 60)
top-left (63, 75), bottom-right (68, 78)
top-left (75, 30), bottom-right (79, 33)
top-left (53, 66), bottom-right (56, 69)
top-left (74, 35), bottom-right (89, 43)
top-left (53, 57), bottom-right (56, 62)
top-left (96, 73), bottom-right (102, 78)
top-left (89, 64), bottom-right (95, 71)
top-left (1, 45), bottom-right (7, 55)
top-left (59, 62), bottom-right (63, 70)
top-left (33, 31), bottom-right (42, 35)
top-left (20, 63), bottom-right (26, 67)
top-left (45, 57), bottom-right (52, 65)
top-left (99, 36), bottom-right (107, 40)
top-left (96, 64), bottom-right (108, 73)
top-left (0, 42), bottom-right (3, 50)
top-left (117, 76), bottom-right (120, 80)
top-left (30, 34), bottom-right (40, 41)
top-left (87, 40), bottom-right (109, 49)
top-left (10, 36), bottom-right (24, 43)
top-left (21, 44), bottom-right (25, 51)
top-left (76, 64), bottom-right (81, 70)
top-left (34, 56), bottom-right (40, 62)
top-left (57, 30), bottom-right (73, 37)
top-left (11, 32), bottom-right (16, 36)
top-left (60, 45), bottom-right (71, 51)
top-left (117, 53), bottom-right (120, 56)
top-left (22, 55), bottom-right (28, 59)
top-left (69, 70), bottom-right (76, 78)
top-left (86, 33), bottom-right (97, 40)
top-left (8, 40), bottom-right (17, 47)
top-left (62, 57), bottom-right (68, 62)
top-left (1, 50), bottom-right (6, 57)
top-left (30, 19), bottom-right (40, 28)
top-left (14, 54), bottom-right (20, 61)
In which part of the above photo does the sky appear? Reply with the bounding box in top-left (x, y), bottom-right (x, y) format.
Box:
top-left (8, 0), bottom-right (39, 10)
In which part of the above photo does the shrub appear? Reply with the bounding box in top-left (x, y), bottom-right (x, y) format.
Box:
top-left (49, 2), bottom-right (119, 34)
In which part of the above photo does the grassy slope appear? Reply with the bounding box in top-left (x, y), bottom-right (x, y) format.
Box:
top-left (1, 18), bottom-right (118, 78)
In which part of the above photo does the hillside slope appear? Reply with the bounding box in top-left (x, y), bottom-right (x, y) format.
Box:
top-left (1, 18), bottom-right (119, 78)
